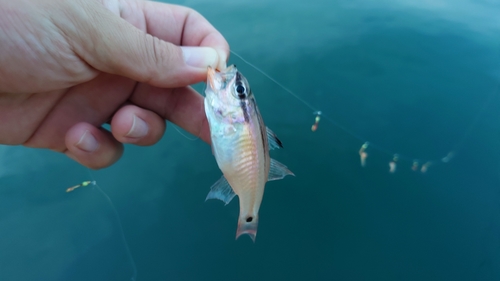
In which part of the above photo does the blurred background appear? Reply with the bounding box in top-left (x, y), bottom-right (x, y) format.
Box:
top-left (1, 0), bottom-right (499, 280)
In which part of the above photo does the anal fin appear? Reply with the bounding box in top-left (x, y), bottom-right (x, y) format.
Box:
top-left (205, 175), bottom-right (236, 205)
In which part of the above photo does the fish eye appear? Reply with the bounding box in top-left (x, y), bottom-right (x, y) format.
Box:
top-left (236, 84), bottom-right (246, 99)
top-left (246, 216), bottom-right (253, 223)
top-left (236, 85), bottom-right (245, 94)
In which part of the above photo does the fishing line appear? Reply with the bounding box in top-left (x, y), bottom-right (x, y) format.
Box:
top-left (171, 123), bottom-right (199, 141)
top-left (67, 170), bottom-right (138, 281)
top-left (87, 169), bottom-right (137, 281)
top-left (230, 49), bottom-right (499, 171)
top-left (230, 51), bottom-right (369, 142)
top-left (230, 51), bottom-right (318, 112)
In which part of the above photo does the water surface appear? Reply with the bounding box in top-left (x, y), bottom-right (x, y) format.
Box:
top-left (1, 0), bottom-right (499, 280)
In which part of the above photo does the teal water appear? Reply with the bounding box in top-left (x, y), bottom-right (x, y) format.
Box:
top-left (1, 0), bottom-right (500, 280)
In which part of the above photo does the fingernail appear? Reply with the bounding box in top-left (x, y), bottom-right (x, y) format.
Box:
top-left (126, 115), bottom-right (148, 138)
top-left (75, 130), bottom-right (99, 152)
top-left (215, 48), bottom-right (228, 70)
top-left (181, 46), bottom-right (218, 69)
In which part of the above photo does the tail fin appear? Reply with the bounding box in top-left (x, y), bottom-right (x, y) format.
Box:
top-left (236, 215), bottom-right (259, 242)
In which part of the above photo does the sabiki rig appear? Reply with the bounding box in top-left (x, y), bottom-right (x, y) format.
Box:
top-left (204, 65), bottom-right (294, 242)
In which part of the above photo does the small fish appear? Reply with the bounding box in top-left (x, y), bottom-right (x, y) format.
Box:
top-left (204, 65), bottom-right (294, 242)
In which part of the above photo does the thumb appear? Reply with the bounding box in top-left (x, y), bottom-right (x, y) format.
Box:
top-left (64, 1), bottom-right (220, 88)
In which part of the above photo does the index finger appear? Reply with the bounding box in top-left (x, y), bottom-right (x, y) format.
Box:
top-left (129, 83), bottom-right (211, 144)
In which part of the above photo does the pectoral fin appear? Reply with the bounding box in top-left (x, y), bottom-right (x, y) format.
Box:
top-left (266, 127), bottom-right (283, 150)
top-left (268, 158), bottom-right (295, 181)
top-left (205, 175), bottom-right (236, 205)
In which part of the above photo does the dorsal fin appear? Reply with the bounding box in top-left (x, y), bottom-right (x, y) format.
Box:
top-left (266, 127), bottom-right (283, 150)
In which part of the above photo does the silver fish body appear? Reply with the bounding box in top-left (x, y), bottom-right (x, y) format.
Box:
top-left (204, 65), bottom-right (294, 242)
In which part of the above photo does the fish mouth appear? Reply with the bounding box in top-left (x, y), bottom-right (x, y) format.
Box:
top-left (223, 65), bottom-right (238, 82)
top-left (206, 65), bottom-right (238, 91)
top-left (207, 66), bottom-right (217, 89)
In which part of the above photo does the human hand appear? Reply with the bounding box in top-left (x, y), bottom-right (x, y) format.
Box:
top-left (0, 0), bottom-right (229, 169)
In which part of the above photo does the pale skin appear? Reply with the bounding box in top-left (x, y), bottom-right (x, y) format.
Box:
top-left (0, 0), bottom-right (229, 169)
